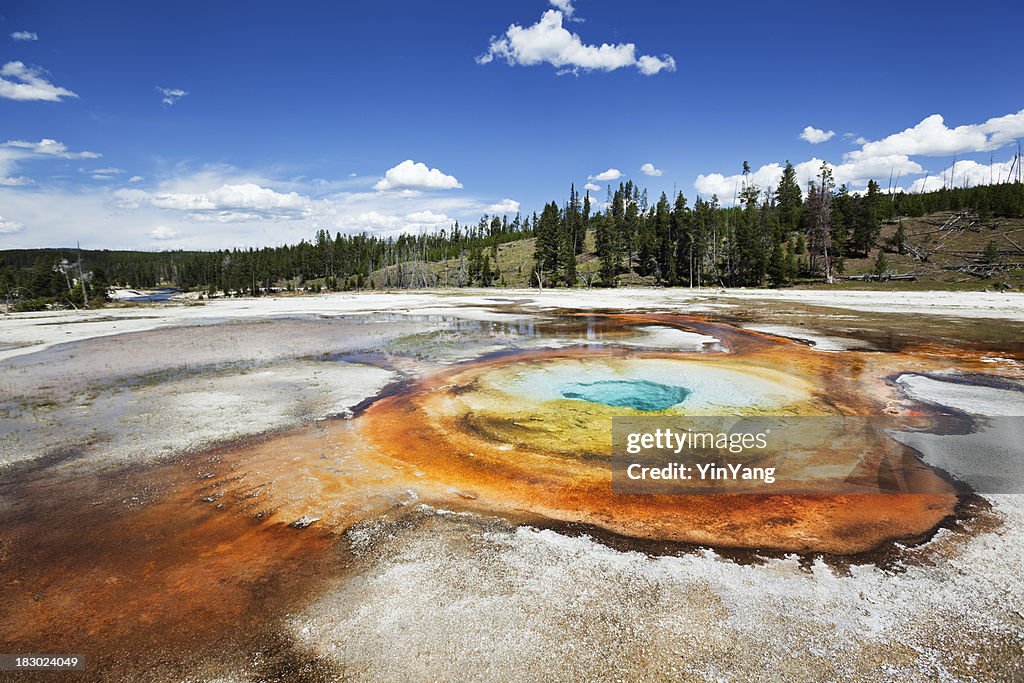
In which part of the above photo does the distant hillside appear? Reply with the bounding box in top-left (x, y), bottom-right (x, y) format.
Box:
top-left (3, 181), bottom-right (1023, 312)
top-left (369, 211), bottom-right (1024, 291)
top-left (840, 211), bottom-right (1024, 289)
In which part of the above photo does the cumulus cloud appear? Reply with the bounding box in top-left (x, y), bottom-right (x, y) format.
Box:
top-left (583, 182), bottom-right (601, 192)
top-left (115, 183), bottom-right (314, 223)
top-left (694, 109), bottom-right (1024, 205)
top-left (0, 61), bottom-right (77, 102)
top-left (548, 0), bottom-right (578, 18)
top-left (404, 209), bottom-right (451, 224)
top-left (588, 168), bottom-right (622, 182)
top-left (695, 164), bottom-right (783, 203)
top-left (640, 162), bottom-right (663, 177)
top-left (128, 175), bottom-right (143, 183)
top-left (636, 55), bottom-right (676, 76)
top-left (156, 86), bottom-right (188, 106)
top-left (11, 31), bottom-right (38, 41)
top-left (0, 138), bottom-right (100, 184)
top-left (4, 163), bottom-right (506, 248)
top-left (908, 159), bottom-right (1018, 193)
top-left (99, 166), bottom-right (495, 242)
top-left (350, 211), bottom-right (399, 231)
top-left (373, 160), bottom-right (462, 191)
top-left (850, 110), bottom-right (1024, 160)
top-left (149, 225), bottom-right (180, 240)
top-left (486, 198), bottom-right (520, 214)
top-left (799, 126), bottom-right (836, 144)
top-left (0, 216), bottom-right (25, 234)
top-left (694, 154), bottom-right (924, 205)
top-left (344, 209), bottom-right (453, 235)
top-left (477, 10), bottom-right (676, 76)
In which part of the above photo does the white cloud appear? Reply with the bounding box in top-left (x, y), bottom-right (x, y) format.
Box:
top-left (405, 209), bottom-right (450, 224)
top-left (834, 154), bottom-right (923, 187)
top-left (477, 10), bottom-right (676, 76)
top-left (3, 165), bottom-right (505, 249)
top-left (583, 182), bottom-right (601, 192)
top-left (128, 175), bottom-right (143, 183)
top-left (695, 164), bottom-right (782, 204)
top-left (0, 216), bottom-right (24, 234)
top-left (694, 108), bottom-right (1024, 204)
top-left (908, 159), bottom-right (1018, 193)
top-left (11, 31), bottom-right (38, 41)
top-left (640, 162), bottom-right (663, 177)
top-left (344, 210), bottom-right (451, 235)
top-left (548, 0), bottom-right (577, 18)
top-left (352, 211), bottom-right (399, 231)
top-left (588, 168), bottom-right (622, 182)
top-left (115, 182), bottom-right (314, 222)
top-left (149, 225), bottom-right (180, 240)
top-left (88, 166), bottom-right (488, 240)
top-left (156, 86), bottom-right (188, 106)
top-left (486, 198), bottom-right (520, 214)
top-left (694, 154), bottom-right (923, 205)
top-left (373, 159), bottom-right (462, 191)
top-left (799, 126), bottom-right (836, 144)
top-left (0, 138), bottom-right (100, 184)
top-left (850, 110), bottom-right (1024, 160)
top-left (82, 166), bottom-right (124, 179)
top-left (3, 139), bottom-right (100, 159)
top-left (636, 55), bottom-right (676, 76)
top-left (0, 61), bottom-right (77, 102)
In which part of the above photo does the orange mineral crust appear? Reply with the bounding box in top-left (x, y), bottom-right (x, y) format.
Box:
top-left (356, 350), bottom-right (957, 555)
top-left (199, 314), bottom-right (994, 555)
top-left (0, 311), bottom-right (1012, 677)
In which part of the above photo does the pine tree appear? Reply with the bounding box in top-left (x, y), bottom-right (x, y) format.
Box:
top-left (652, 193), bottom-right (674, 283)
top-left (775, 161), bottom-right (803, 234)
top-left (873, 250), bottom-right (888, 278)
top-left (804, 162), bottom-right (836, 282)
top-left (671, 192), bottom-right (690, 286)
top-left (581, 191), bottom-right (591, 254)
top-left (596, 214), bottom-right (617, 286)
top-left (533, 202), bottom-right (561, 287)
top-left (623, 182), bottom-right (640, 272)
top-left (767, 242), bottom-right (787, 287)
top-left (851, 179), bottom-right (882, 257)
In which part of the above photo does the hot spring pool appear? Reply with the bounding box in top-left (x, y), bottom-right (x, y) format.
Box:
top-left (491, 357), bottom-right (813, 414)
top-left (560, 379), bottom-right (691, 411)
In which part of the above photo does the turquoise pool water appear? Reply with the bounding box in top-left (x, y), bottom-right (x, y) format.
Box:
top-left (560, 380), bottom-right (690, 411)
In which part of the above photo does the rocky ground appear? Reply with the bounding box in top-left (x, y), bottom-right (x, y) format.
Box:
top-left (0, 289), bottom-right (1021, 682)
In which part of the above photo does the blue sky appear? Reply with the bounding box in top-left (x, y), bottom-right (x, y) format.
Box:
top-left (1, 0), bottom-right (1022, 249)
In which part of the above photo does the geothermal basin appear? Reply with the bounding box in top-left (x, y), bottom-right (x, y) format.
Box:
top-left (0, 290), bottom-right (1022, 681)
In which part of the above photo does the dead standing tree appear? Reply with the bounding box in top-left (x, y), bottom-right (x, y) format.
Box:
top-left (805, 162), bottom-right (836, 283)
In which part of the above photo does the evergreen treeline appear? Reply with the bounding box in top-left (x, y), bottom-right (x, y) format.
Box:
top-left (0, 215), bottom-right (532, 309)
top-left (2, 170), bottom-right (1022, 310)
top-left (533, 166), bottom-right (1024, 288)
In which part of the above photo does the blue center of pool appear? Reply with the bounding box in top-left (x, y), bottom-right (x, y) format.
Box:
top-left (560, 380), bottom-right (690, 411)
